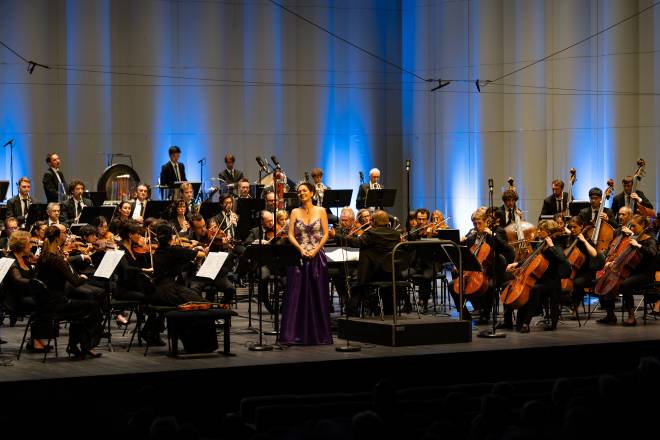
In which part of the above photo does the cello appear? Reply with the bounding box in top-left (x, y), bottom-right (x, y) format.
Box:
top-left (594, 223), bottom-right (651, 297)
top-left (500, 223), bottom-right (563, 308)
top-left (582, 179), bottom-right (615, 252)
top-left (560, 236), bottom-right (587, 294)
top-left (452, 229), bottom-right (490, 296)
top-left (503, 177), bottom-right (536, 262)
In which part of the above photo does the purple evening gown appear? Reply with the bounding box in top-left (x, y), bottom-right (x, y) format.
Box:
top-left (280, 218), bottom-right (333, 345)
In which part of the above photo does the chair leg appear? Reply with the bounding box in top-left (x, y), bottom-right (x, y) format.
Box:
top-left (16, 318), bottom-right (32, 360)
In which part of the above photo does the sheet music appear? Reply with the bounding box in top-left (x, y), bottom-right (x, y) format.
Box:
top-left (93, 250), bottom-right (125, 279)
top-left (325, 247), bottom-right (360, 263)
top-left (196, 252), bottom-right (229, 280)
top-left (0, 258), bottom-right (14, 285)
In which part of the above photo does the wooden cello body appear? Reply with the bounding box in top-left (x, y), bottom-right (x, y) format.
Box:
top-left (560, 238), bottom-right (587, 293)
top-left (500, 242), bottom-right (550, 308)
top-left (594, 233), bottom-right (643, 297)
top-left (452, 234), bottom-right (491, 296)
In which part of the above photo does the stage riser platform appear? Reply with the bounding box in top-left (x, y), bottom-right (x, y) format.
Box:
top-left (337, 317), bottom-right (472, 346)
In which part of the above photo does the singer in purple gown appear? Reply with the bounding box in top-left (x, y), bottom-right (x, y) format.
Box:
top-left (280, 182), bottom-right (333, 345)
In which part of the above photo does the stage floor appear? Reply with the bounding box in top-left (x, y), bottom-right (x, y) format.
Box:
top-left (1, 293), bottom-right (659, 384)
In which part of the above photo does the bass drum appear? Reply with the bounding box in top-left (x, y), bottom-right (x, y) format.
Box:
top-left (97, 164), bottom-right (141, 202)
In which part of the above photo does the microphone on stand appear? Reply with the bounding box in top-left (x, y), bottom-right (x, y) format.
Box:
top-left (3, 139), bottom-right (14, 148)
top-left (488, 178), bottom-right (494, 194)
top-left (256, 157), bottom-right (269, 173)
top-left (270, 155), bottom-right (280, 168)
top-left (405, 159), bottom-right (411, 172)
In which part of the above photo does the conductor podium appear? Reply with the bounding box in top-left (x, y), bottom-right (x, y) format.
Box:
top-left (336, 240), bottom-right (476, 347)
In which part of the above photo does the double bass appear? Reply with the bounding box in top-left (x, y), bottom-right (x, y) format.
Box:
top-left (451, 230), bottom-right (490, 296)
top-left (628, 159), bottom-right (654, 217)
top-left (582, 179), bottom-right (615, 252)
top-left (562, 168), bottom-right (577, 218)
top-left (503, 178), bottom-right (536, 262)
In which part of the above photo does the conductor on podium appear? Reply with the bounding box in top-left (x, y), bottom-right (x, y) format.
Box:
top-left (160, 146), bottom-right (187, 187)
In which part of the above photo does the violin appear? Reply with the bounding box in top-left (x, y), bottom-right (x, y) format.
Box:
top-left (132, 240), bottom-right (159, 255)
top-left (348, 222), bottom-right (372, 237)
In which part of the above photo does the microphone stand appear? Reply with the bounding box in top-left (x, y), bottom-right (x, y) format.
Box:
top-left (405, 159), bottom-right (411, 215)
top-left (336, 232), bottom-right (361, 352)
top-left (478, 179), bottom-right (506, 339)
top-left (198, 157), bottom-right (206, 202)
top-left (3, 139), bottom-right (14, 197)
top-left (249, 162), bottom-right (273, 352)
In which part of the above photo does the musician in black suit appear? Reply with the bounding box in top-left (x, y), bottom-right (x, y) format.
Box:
top-left (130, 183), bottom-right (150, 223)
top-left (610, 176), bottom-right (654, 222)
top-left (337, 210), bottom-right (402, 315)
top-left (356, 168), bottom-right (381, 209)
top-left (62, 179), bottom-right (93, 224)
top-left (218, 153), bottom-right (244, 193)
top-left (500, 189), bottom-right (522, 226)
top-left (6, 177), bottom-right (33, 228)
top-left (42, 152), bottom-right (66, 203)
top-left (539, 179), bottom-right (572, 220)
top-left (159, 146), bottom-right (187, 187)
top-left (578, 187), bottom-right (615, 227)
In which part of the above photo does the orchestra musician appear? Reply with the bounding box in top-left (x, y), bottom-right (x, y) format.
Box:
top-left (109, 201), bottom-right (133, 235)
top-left (91, 216), bottom-right (117, 250)
top-left (500, 189), bottom-right (522, 226)
top-left (159, 146), bottom-right (187, 187)
top-left (597, 214), bottom-right (657, 326)
top-left (336, 210), bottom-right (401, 316)
top-left (180, 182), bottom-right (198, 216)
top-left (219, 153), bottom-right (244, 192)
top-left (63, 179), bottom-right (93, 225)
top-left (610, 176), bottom-right (654, 222)
top-left (327, 207), bottom-right (357, 306)
top-left (46, 202), bottom-right (64, 227)
top-left (42, 152), bottom-right (67, 203)
top-left (500, 220), bottom-right (571, 332)
top-left (562, 216), bottom-right (603, 314)
top-left (237, 178), bottom-right (252, 199)
top-left (29, 220), bottom-right (47, 255)
top-left (539, 179), bottom-right (572, 220)
top-left (36, 225), bottom-right (103, 359)
top-left (356, 168), bottom-right (381, 210)
top-left (168, 198), bottom-right (191, 234)
top-left (216, 194), bottom-right (238, 240)
top-left (6, 176), bottom-right (33, 228)
top-left (130, 183), bottom-right (150, 223)
top-left (1, 217), bottom-right (19, 252)
top-left (264, 189), bottom-right (276, 212)
top-left (310, 167), bottom-right (328, 207)
top-left (579, 187), bottom-right (616, 226)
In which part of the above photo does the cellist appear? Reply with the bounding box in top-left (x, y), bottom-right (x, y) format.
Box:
top-left (562, 216), bottom-right (603, 313)
top-left (498, 220), bottom-right (570, 332)
top-left (596, 214), bottom-right (657, 326)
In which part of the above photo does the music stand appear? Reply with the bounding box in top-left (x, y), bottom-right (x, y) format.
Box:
top-left (0, 206), bottom-right (6, 222)
top-left (78, 206), bottom-right (117, 225)
top-left (322, 189), bottom-right (353, 218)
top-left (0, 181), bottom-right (8, 202)
top-left (569, 201), bottom-right (590, 217)
top-left (365, 189), bottom-right (396, 210)
top-left (236, 198), bottom-right (265, 241)
top-left (25, 203), bottom-right (48, 230)
top-left (200, 202), bottom-right (222, 219)
top-left (143, 200), bottom-right (171, 220)
top-left (435, 229), bottom-right (460, 245)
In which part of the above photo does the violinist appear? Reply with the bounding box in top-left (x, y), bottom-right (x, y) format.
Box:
top-left (0, 217), bottom-right (19, 253)
top-left (562, 216), bottom-right (603, 314)
top-left (242, 210), bottom-right (280, 314)
top-left (109, 201), bottom-right (132, 235)
top-left (36, 225), bottom-right (103, 359)
top-left (578, 187), bottom-right (615, 227)
top-left (327, 207), bottom-right (358, 306)
top-left (430, 210), bottom-right (447, 231)
top-left (355, 209), bottom-right (372, 231)
top-left (539, 179), bottom-right (571, 220)
top-left (245, 210), bottom-right (275, 244)
top-left (328, 207), bottom-right (355, 242)
top-left (29, 220), bottom-right (47, 258)
top-left (408, 208), bottom-right (434, 311)
top-left (597, 214), bottom-right (657, 326)
top-left (46, 202), bottom-right (64, 227)
top-left (611, 176), bottom-right (654, 220)
top-left (405, 211), bottom-right (418, 234)
top-left (500, 220), bottom-right (570, 332)
top-left (91, 216), bottom-right (117, 250)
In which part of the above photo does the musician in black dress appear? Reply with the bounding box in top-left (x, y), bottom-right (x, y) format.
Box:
top-left (597, 214), bottom-right (657, 326)
top-left (42, 152), bottom-right (66, 203)
top-left (610, 176), bottom-right (654, 220)
top-left (539, 179), bottom-right (571, 220)
top-left (109, 201), bottom-right (133, 235)
top-left (159, 146), bottom-right (187, 187)
top-left (562, 216), bottom-right (603, 313)
top-left (36, 225), bottom-right (103, 359)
